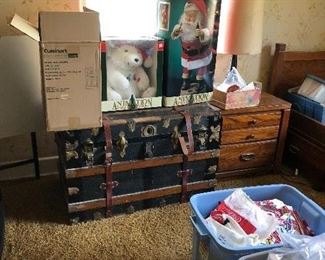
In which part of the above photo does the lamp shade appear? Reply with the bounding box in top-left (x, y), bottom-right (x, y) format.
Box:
top-left (217, 0), bottom-right (264, 55)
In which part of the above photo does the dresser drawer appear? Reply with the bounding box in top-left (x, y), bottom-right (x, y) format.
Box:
top-left (286, 131), bottom-right (325, 171)
top-left (221, 126), bottom-right (279, 145)
top-left (218, 140), bottom-right (277, 171)
top-left (222, 112), bottom-right (281, 130)
top-left (285, 131), bottom-right (325, 190)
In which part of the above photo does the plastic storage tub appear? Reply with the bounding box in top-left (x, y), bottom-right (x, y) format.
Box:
top-left (190, 184), bottom-right (325, 260)
top-left (238, 249), bottom-right (278, 260)
top-left (286, 87), bottom-right (325, 124)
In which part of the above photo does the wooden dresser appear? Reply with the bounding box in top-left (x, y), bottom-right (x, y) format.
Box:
top-left (268, 43), bottom-right (325, 190)
top-left (284, 111), bottom-right (325, 190)
top-left (210, 92), bottom-right (291, 178)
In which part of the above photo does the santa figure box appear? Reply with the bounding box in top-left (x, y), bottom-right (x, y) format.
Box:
top-left (158, 0), bottom-right (219, 106)
top-left (101, 37), bottom-right (164, 111)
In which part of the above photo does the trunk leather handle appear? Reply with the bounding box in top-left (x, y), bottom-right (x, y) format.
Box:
top-left (102, 117), bottom-right (114, 217)
top-left (173, 109), bottom-right (194, 203)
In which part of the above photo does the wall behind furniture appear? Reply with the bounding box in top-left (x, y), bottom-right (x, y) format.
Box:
top-left (0, 0), bottom-right (82, 35)
top-left (0, 0), bottom-right (82, 180)
top-left (215, 0), bottom-right (325, 87)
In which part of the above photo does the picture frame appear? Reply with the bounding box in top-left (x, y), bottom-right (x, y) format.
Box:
top-left (158, 1), bottom-right (170, 31)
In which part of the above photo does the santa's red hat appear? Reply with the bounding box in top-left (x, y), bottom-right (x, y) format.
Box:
top-left (184, 0), bottom-right (208, 17)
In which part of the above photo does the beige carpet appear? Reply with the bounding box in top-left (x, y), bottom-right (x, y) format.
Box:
top-left (1, 173), bottom-right (324, 260)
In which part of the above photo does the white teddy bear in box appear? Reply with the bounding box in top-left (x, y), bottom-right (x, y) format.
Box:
top-left (106, 44), bottom-right (156, 101)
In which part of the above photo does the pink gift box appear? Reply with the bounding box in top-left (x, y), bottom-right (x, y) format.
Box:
top-left (210, 82), bottom-right (262, 110)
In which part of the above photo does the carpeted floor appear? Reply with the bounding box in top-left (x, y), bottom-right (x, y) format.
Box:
top-left (1, 173), bottom-right (324, 260)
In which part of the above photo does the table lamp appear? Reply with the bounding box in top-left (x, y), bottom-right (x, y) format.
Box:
top-left (217, 0), bottom-right (264, 69)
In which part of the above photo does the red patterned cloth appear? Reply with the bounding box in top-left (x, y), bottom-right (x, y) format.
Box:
top-left (255, 199), bottom-right (314, 245)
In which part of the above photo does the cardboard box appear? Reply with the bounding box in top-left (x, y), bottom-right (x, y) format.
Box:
top-left (101, 37), bottom-right (164, 111)
top-left (158, 0), bottom-right (219, 107)
top-left (210, 82), bottom-right (262, 110)
top-left (10, 11), bottom-right (101, 131)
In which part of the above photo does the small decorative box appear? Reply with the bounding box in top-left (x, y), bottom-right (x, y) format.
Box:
top-left (210, 82), bottom-right (262, 110)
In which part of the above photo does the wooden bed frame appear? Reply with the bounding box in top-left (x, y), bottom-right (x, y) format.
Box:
top-left (269, 43), bottom-right (325, 98)
top-left (268, 43), bottom-right (325, 190)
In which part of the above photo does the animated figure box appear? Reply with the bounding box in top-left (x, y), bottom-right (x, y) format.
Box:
top-left (158, 0), bottom-right (219, 106)
top-left (101, 37), bottom-right (164, 111)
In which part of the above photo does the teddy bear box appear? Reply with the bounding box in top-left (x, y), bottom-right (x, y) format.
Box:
top-left (101, 0), bottom-right (220, 112)
top-left (101, 37), bottom-right (164, 112)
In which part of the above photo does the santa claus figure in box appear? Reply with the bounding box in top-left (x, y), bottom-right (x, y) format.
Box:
top-left (171, 0), bottom-right (212, 93)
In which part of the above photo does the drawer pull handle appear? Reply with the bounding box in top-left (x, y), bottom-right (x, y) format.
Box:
top-left (246, 134), bottom-right (255, 140)
top-left (248, 119), bottom-right (257, 125)
top-left (289, 145), bottom-right (300, 154)
top-left (240, 153), bottom-right (256, 161)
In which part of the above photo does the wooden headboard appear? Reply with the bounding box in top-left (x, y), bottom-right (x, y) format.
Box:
top-left (269, 43), bottom-right (325, 98)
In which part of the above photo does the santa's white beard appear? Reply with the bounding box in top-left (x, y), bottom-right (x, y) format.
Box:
top-left (181, 23), bottom-right (197, 42)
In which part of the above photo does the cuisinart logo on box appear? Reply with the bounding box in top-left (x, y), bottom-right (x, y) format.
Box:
top-left (43, 48), bottom-right (79, 58)
top-left (44, 48), bottom-right (67, 53)
top-left (42, 45), bottom-right (83, 85)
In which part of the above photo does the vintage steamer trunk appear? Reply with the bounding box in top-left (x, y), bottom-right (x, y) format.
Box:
top-left (56, 103), bottom-right (220, 223)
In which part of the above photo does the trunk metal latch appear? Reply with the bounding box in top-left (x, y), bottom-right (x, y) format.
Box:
top-left (116, 131), bottom-right (128, 158)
